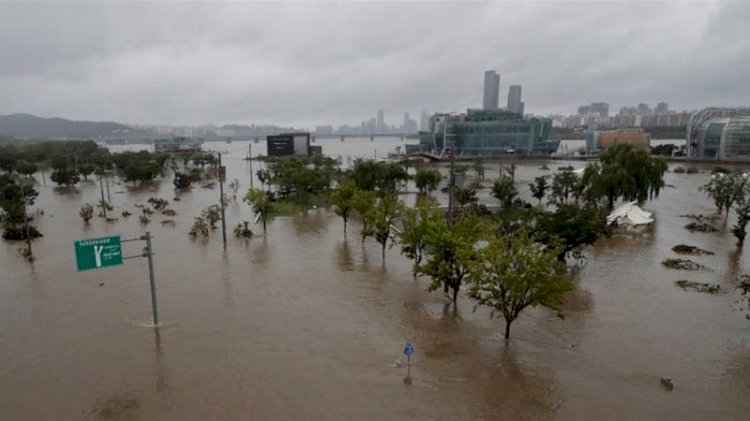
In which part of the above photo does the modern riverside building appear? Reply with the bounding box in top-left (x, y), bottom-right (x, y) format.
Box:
top-left (483, 70), bottom-right (500, 110)
top-left (586, 128), bottom-right (650, 153)
top-left (153, 137), bottom-right (203, 153)
top-left (687, 108), bottom-right (750, 160)
top-left (414, 108), bottom-right (558, 157)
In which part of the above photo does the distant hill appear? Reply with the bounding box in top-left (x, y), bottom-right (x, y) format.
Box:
top-left (0, 113), bottom-right (152, 140)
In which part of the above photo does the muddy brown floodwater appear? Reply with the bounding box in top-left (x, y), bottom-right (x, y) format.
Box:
top-left (1, 139), bottom-right (749, 420)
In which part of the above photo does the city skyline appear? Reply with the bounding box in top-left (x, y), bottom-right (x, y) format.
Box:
top-left (0, 2), bottom-right (748, 128)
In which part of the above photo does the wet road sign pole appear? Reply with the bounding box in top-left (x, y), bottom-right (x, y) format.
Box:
top-left (143, 231), bottom-right (159, 326)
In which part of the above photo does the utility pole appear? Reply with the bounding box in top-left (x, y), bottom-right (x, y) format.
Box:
top-left (218, 152), bottom-right (227, 247)
top-left (105, 173), bottom-right (111, 203)
top-left (249, 143), bottom-right (254, 189)
top-left (99, 175), bottom-right (107, 218)
top-left (143, 231), bottom-right (159, 326)
top-left (446, 117), bottom-right (455, 228)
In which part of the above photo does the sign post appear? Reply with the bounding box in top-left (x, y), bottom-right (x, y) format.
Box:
top-left (74, 232), bottom-right (159, 326)
top-left (74, 235), bottom-right (123, 271)
top-left (403, 341), bottom-right (415, 385)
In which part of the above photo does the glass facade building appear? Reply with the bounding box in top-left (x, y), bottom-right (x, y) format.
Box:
top-left (687, 108), bottom-right (750, 160)
top-left (415, 109), bottom-right (558, 157)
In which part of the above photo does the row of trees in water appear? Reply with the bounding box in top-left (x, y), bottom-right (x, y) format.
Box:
top-left (241, 144), bottom-right (669, 338)
top-left (0, 141), bottom-right (219, 242)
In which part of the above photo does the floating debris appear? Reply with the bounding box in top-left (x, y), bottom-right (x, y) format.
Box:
top-left (662, 258), bottom-right (709, 271)
top-left (675, 280), bottom-right (720, 293)
top-left (672, 244), bottom-right (715, 255)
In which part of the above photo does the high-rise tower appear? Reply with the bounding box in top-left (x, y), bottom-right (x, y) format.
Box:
top-left (507, 85), bottom-right (523, 114)
top-left (483, 70), bottom-right (500, 110)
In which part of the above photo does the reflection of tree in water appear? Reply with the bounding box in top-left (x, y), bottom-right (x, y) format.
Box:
top-left (399, 298), bottom-right (558, 419)
top-left (249, 236), bottom-right (269, 265)
top-left (335, 240), bottom-right (353, 272)
top-left (291, 210), bottom-right (326, 235)
top-left (723, 247), bottom-right (743, 283)
top-left (87, 392), bottom-right (142, 421)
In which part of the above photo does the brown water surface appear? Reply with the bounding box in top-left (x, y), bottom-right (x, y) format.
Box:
top-left (1, 139), bottom-right (748, 420)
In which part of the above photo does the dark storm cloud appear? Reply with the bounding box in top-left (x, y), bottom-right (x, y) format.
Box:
top-left (0, 1), bottom-right (747, 127)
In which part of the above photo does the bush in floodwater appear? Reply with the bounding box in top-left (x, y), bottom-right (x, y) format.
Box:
top-left (201, 205), bottom-right (221, 229)
top-left (138, 215), bottom-right (150, 225)
top-left (189, 216), bottom-right (209, 237)
top-left (675, 280), bottom-right (721, 293)
top-left (79, 203), bottom-right (94, 224)
top-left (686, 167), bottom-right (699, 174)
top-left (121, 210), bottom-right (132, 217)
top-left (146, 197), bottom-right (169, 211)
top-left (233, 221), bottom-right (254, 238)
top-left (672, 244), bottom-right (715, 255)
top-left (685, 222), bottom-right (718, 232)
top-left (2, 226), bottom-right (42, 240)
top-left (673, 167), bottom-right (686, 174)
top-left (711, 166), bottom-right (731, 175)
top-left (662, 258), bottom-right (708, 271)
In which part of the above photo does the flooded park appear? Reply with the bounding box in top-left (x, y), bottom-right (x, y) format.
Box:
top-left (1, 138), bottom-right (749, 420)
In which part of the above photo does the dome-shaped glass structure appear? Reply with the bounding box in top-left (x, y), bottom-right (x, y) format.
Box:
top-left (687, 108), bottom-right (750, 160)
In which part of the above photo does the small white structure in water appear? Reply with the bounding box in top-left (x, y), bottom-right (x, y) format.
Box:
top-left (606, 201), bottom-right (654, 226)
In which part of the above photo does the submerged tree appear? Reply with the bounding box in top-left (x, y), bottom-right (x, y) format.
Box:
top-left (587, 144), bottom-right (668, 208)
top-left (414, 167), bottom-right (442, 194)
top-left (418, 215), bottom-right (482, 303)
top-left (467, 231), bottom-right (572, 339)
top-left (536, 204), bottom-right (606, 262)
top-left (529, 175), bottom-right (550, 205)
top-left (256, 169), bottom-right (272, 190)
top-left (189, 216), bottom-right (209, 237)
top-left (201, 205), bottom-right (221, 229)
top-left (0, 175), bottom-right (41, 240)
top-left (732, 196), bottom-right (750, 246)
top-left (362, 191), bottom-right (402, 260)
top-left (700, 172), bottom-right (748, 218)
top-left (549, 169), bottom-right (579, 206)
top-left (79, 203), bottom-right (94, 225)
top-left (244, 188), bottom-right (272, 233)
top-left (233, 221), bottom-right (254, 238)
top-left (50, 167), bottom-right (81, 187)
top-left (352, 188), bottom-right (377, 243)
top-left (491, 175), bottom-right (518, 208)
top-left (399, 198), bottom-right (442, 277)
top-left (330, 179), bottom-right (357, 236)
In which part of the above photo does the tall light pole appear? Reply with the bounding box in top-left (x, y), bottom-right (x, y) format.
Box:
top-left (445, 115), bottom-right (456, 228)
top-left (218, 152), bottom-right (227, 247)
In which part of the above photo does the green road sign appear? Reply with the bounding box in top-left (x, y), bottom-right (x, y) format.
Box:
top-left (74, 235), bottom-right (123, 271)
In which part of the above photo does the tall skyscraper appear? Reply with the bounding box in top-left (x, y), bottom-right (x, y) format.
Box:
top-left (377, 109), bottom-right (385, 131)
top-left (507, 85), bottom-right (523, 114)
top-left (483, 70), bottom-right (500, 110)
top-left (420, 109), bottom-right (429, 131)
top-left (655, 102), bottom-right (669, 113)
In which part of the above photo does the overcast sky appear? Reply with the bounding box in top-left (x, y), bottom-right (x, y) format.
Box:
top-left (0, 1), bottom-right (748, 128)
